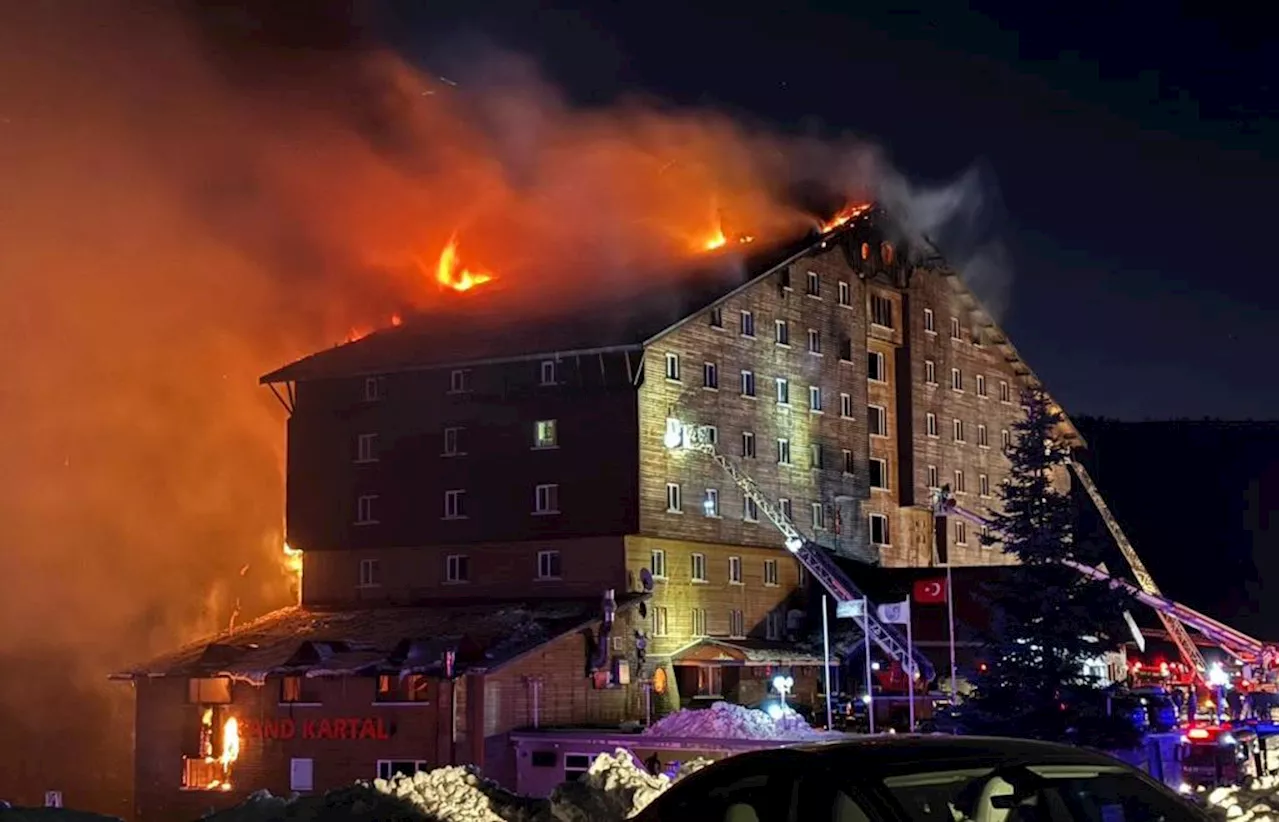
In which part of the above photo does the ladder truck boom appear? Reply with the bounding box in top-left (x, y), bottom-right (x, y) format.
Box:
top-left (667, 420), bottom-right (936, 681)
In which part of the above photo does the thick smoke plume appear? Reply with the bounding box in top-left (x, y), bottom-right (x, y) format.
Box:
top-left (0, 1), bottom-right (997, 812)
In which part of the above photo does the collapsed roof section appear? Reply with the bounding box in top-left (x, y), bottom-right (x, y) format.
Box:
top-left (112, 596), bottom-right (645, 685)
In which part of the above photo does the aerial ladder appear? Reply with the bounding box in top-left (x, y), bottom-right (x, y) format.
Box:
top-left (665, 419), bottom-right (936, 682)
top-left (930, 459), bottom-right (1277, 687)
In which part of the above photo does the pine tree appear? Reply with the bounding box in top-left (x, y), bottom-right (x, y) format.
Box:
top-left (953, 387), bottom-right (1138, 747)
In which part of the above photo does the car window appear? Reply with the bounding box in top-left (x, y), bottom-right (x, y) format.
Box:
top-left (643, 757), bottom-right (798, 822)
top-left (878, 764), bottom-right (1201, 822)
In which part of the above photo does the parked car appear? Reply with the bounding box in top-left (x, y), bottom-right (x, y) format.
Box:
top-left (634, 735), bottom-right (1211, 822)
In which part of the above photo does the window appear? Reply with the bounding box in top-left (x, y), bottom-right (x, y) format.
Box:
top-left (740, 310), bottom-right (755, 337)
top-left (810, 442), bottom-right (824, 469)
top-left (703, 361), bottom-right (719, 389)
top-left (449, 369), bottom-right (470, 393)
top-left (925, 359), bottom-right (937, 384)
top-left (867, 350), bottom-right (886, 381)
top-left (446, 554), bottom-right (470, 583)
top-left (443, 426), bottom-right (463, 456)
top-left (651, 606), bottom-right (669, 636)
top-left (870, 458), bottom-right (888, 490)
top-left (690, 553), bottom-right (707, 582)
top-left (923, 308), bottom-right (935, 333)
top-left (709, 306), bottom-right (723, 328)
top-left (775, 378), bottom-right (789, 404)
top-left (979, 473), bottom-right (991, 497)
top-left (1001, 428), bottom-right (1011, 449)
top-left (537, 550), bottom-right (562, 579)
top-left (927, 465), bottom-right (939, 489)
top-left (948, 316), bottom-right (961, 339)
top-left (806, 270), bottom-right (820, 296)
top-left (953, 469), bottom-right (966, 493)
top-left (355, 433), bottom-right (379, 464)
top-left (534, 483), bottom-right (559, 514)
top-left (358, 558), bottom-right (380, 587)
top-left (691, 608), bottom-right (708, 637)
top-left (280, 676), bottom-right (321, 705)
top-left (534, 419), bottom-right (557, 449)
top-left (776, 438), bottom-right (792, 465)
top-left (951, 367), bottom-right (963, 392)
top-left (977, 424), bottom-right (988, 448)
top-left (808, 385), bottom-right (822, 412)
top-left (840, 392), bottom-right (853, 418)
top-left (741, 431), bottom-right (756, 458)
top-left (444, 489), bottom-right (466, 519)
top-left (839, 336), bottom-right (853, 361)
top-left (703, 488), bottom-right (719, 517)
top-left (779, 269), bottom-right (792, 289)
top-left (807, 328), bottom-right (821, 354)
top-left (363, 376), bottom-right (385, 402)
top-left (665, 483), bottom-right (682, 513)
top-left (926, 413), bottom-right (938, 437)
top-left (540, 360), bottom-right (557, 386)
top-left (976, 374), bottom-right (987, 397)
top-left (870, 294), bottom-right (894, 328)
top-left (766, 610), bottom-right (784, 640)
top-left (290, 758), bottom-right (314, 792)
top-left (954, 521), bottom-right (968, 545)
top-left (740, 370), bottom-right (756, 397)
top-left (377, 674), bottom-right (429, 703)
top-left (980, 525), bottom-right (993, 546)
top-left (811, 503), bottom-right (826, 531)
top-left (355, 494), bottom-right (379, 525)
top-left (664, 352), bottom-right (680, 381)
top-left (775, 319), bottom-right (790, 346)
top-left (729, 610), bottom-right (745, 638)
top-left (650, 549), bottom-right (667, 579)
top-left (1000, 379), bottom-right (1011, 403)
top-left (838, 280), bottom-right (851, 306)
top-left (868, 405), bottom-right (888, 436)
top-left (728, 556), bottom-right (742, 584)
top-left (187, 677), bottom-right (232, 704)
top-left (764, 559), bottom-right (779, 586)
top-left (743, 495), bottom-right (759, 522)
top-left (869, 513), bottom-right (890, 546)
top-left (953, 418), bottom-right (965, 442)
top-left (779, 498), bottom-right (792, 521)
top-left (842, 449), bottom-right (855, 475)
top-left (376, 760), bottom-right (429, 781)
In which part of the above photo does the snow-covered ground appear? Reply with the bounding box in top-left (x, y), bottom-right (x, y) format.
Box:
top-left (1196, 775), bottom-right (1278, 822)
top-left (643, 700), bottom-right (845, 741)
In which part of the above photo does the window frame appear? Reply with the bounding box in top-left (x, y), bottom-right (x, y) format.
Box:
top-left (728, 556), bottom-right (743, 585)
top-left (358, 558), bottom-right (381, 588)
top-left (445, 554), bottom-right (470, 584)
top-left (533, 419), bottom-right (557, 449)
top-left (868, 350), bottom-right (886, 382)
top-left (448, 369), bottom-right (471, 394)
top-left (775, 377), bottom-right (790, 405)
top-left (539, 360), bottom-right (557, 386)
top-left (869, 513), bottom-right (890, 547)
top-left (776, 438), bottom-right (792, 465)
top-left (703, 487), bottom-right (720, 518)
top-left (533, 483), bottom-right (560, 515)
top-left (868, 404), bottom-right (888, 437)
top-left (923, 308), bottom-right (936, 333)
top-left (703, 361), bottom-right (719, 390)
top-left (870, 458), bottom-right (889, 490)
top-left (444, 489), bottom-right (467, 519)
top-left (924, 359), bottom-right (937, 385)
top-left (926, 412), bottom-right (938, 438)
top-left (806, 270), bottom-right (821, 297)
top-left (650, 549), bottom-right (667, 579)
top-left (355, 433), bottom-right (379, 464)
top-left (808, 385), bottom-right (823, 413)
top-left (763, 558), bottom-right (779, 586)
top-left (443, 426), bottom-right (464, 456)
top-left (536, 549), bottom-right (562, 580)
top-left (355, 493), bottom-right (379, 525)
top-left (690, 552), bottom-right (708, 583)
top-left (838, 280), bottom-right (851, 307)
top-left (665, 482), bottom-right (682, 513)
top-left (775, 319), bottom-right (790, 346)
top-left (740, 369), bottom-right (756, 397)
top-left (740, 309), bottom-right (755, 337)
top-left (664, 352), bottom-right (681, 382)
top-left (840, 392), bottom-right (853, 418)
top-left (807, 327), bottom-right (822, 354)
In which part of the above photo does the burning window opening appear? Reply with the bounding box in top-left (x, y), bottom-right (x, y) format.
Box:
top-left (182, 708), bottom-right (240, 792)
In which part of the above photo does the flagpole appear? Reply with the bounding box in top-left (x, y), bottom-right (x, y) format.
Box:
top-left (822, 594), bottom-right (833, 731)
top-left (947, 561), bottom-right (957, 706)
top-left (907, 601), bottom-right (916, 732)
top-left (863, 596), bottom-right (875, 734)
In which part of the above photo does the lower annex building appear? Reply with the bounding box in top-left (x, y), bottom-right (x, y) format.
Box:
top-left (115, 207), bottom-right (1080, 818)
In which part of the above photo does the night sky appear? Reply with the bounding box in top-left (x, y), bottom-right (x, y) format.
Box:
top-left (375, 0), bottom-right (1276, 420)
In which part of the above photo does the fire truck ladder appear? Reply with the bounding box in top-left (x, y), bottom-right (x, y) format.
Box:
top-left (668, 420), bottom-right (936, 681)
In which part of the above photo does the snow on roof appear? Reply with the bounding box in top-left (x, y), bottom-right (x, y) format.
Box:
top-left (670, 638), bottom-right (828, 667)
top-left (112, 597), bottom-right (642, 684)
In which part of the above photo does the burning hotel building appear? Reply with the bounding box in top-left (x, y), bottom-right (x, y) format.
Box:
top-left (115, 207), bottom-right (1076, 818)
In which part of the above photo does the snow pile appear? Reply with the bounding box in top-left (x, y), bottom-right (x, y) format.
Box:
top-left (644, 700), bottom-right (841, 740)
top-left (547, 748), bottom-right (713, 821)
top-left (1198, 775), bottom-right (1278, 822)
top-left (374, 765), bottom-right (542, 822)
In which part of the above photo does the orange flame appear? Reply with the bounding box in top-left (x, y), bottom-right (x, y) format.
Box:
top-left (819, 202), bottom-right (873, 233)
top-left (702, 227), bottom-right (727, 251)
top-left (219, 716), bottom-right (240, 773)
top-left (282, 541), bottom-right (302, 603)
top-left (436, 235), bottom-right (493, 292)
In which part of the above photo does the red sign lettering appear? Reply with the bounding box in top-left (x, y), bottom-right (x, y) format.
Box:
top-left (241, 717), bottom-right (390, 741)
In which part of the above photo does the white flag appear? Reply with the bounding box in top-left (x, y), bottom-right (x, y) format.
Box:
top-left (836, 600), bottom-right (865, 619)
top-left (877, 599), bottom-right (911, 624)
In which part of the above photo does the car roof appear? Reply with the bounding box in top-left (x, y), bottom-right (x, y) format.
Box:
top-left (771, 735), bottom-right (1129, 772)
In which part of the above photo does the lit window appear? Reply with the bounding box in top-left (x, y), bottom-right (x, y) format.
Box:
top-left (809, 385), bottom-right (822, 412)
top-left (534, 483), bottom-right (559, 514)
top-left (953, 419), bottom-right (965, 442)
top-left (703, 488), bottom-right (719, 517)
top-left (925, 360), bottom-right (937, 384)
top-left (869, 514), bottom-right (890, 546)
top-left (927, 465), bottom-right (939, 489)
top-left (690, 553), bottom-right (707, 582)
top-left (807, 328), bottom-right (821, 354)
top-left (871, 294), bottom-right (894, 328)
top-left (811, 503), bottom-right (826, 531)
top-left (449, 369), bottom-right (470, 393)
top-left (443, 426), bottom-right (463, 456)
top-left (806, 270), bottom-right (820, 296)
top-left (976, 374), bottom-right (987, 397)
top-left (741, 431), bottom-right (756, 458)
top-left (868, 405), bottom-right (888, 436)
top-left (539, 360), bottom-right (557, 386)
top-left (923, 308), bottom-right (935, 333)
top-left (728, 556), bottom-right (742, 584)
top-left (703, 361), bottom-right (719, 389)
top-left (358, 558), bottom-right (380, 587)
top-left (838, 281), bottom-right (851, 306)
top-left (840, 393), bottom-right (853, 418)
top-left (870, 459), bottom-right (888, 489)
top-left (534, 419), bottom-right (557, 449)
top-left (775, 378), bottom-right (789, 404)
top-left (764, 559), bottom-right (779, 586)
top-left (537, 550), bottom-right (562, 580)
top-left (868, 351), bottom-right (886, 382)
top-left (777, 438), bottom-right (792, 465)
top-left (290, 759), bottom-right (315, 792)
top-left (355, 494), bottom-right (379, 525)
top-left (665, 483), bottom-right (682, 513)
top-left (445, 554), bottom-right (469, 583)
top-left (650, 549), bottom-right (667, 578)
top-left (743, 495), bottom-right (759, 522)
top-left (664, 352), bottom-right (680, 381)
top-left (740, 370), bottom-right (756, 397)
top-left (740, 310), bottom-right (755, 337)
top-left (775, 319), bottom-right (790, 346)
top-left (355, 433), bottom-right (379, 464)
top-left (444, 489), bottom-right (467, 519)
top-left (951, 368), bottom-right (963, 392)
top-left (926, 413), bottom-right (938, 438)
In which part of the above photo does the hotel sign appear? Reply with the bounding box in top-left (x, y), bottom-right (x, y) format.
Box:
top-left (240, 717), bottom-right (392, 741)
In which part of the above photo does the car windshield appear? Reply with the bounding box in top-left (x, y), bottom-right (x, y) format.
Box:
top-left (872, 763), bottom-right (1200, 822)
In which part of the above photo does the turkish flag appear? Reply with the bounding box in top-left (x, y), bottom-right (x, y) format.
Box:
top-left (913, 578), bottom-right (947, 604)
